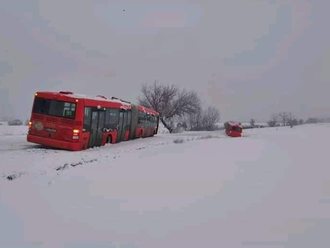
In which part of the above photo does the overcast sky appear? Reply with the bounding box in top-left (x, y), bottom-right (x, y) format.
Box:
top-left (0, 0), bottom-right (329, 122)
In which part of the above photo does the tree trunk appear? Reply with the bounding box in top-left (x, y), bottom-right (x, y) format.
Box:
top-left (160, 117), bottom-right (173, 133)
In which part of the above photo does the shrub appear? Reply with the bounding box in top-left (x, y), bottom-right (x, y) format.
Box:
top-left (173, 138), bottom-right (184, 144)
top-left (8, 119), bottom-right (23, 126)
top-left (198, 135), bottom-right (214, 140)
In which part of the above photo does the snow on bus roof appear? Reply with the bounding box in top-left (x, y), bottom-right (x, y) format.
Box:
top-left (40, 92), bottom-right (158, 113)
top-left (138, 105), bottom-right (158, 116)
top-left (226, 121), bottom-right (242, 126)
top-left (63, 93), bottom-right (131, 107)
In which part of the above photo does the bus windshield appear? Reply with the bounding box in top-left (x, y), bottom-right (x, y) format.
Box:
top-left (232, 126), bottom-right (242, 132)
top-left (32, 97), bottom-right (76, 119)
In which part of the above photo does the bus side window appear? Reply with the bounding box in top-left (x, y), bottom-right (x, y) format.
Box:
top-left (109, 109), bottom-right (119, 129)
top-left (105, 109), bottom-right (110, 129)
top-left (105, 108), bottom-right (118, 129)
top-left (127, 111), bottom-right (131, 128)
top-left (83, 107), bottom-right (92, 131)
top-left (138, 112), bottom-right (144, 124)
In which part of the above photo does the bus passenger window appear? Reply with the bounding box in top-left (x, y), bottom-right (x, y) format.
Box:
top-left (110, 109), bottom-right (119, 124)
top-left (83, 107), bottom-right (92, 131)
top-left (138, 112), bottom-right (145, 124)
top-left (105, 109), bottom-right (119, 129)
top-left (127, 111), bottom-right (131, 127)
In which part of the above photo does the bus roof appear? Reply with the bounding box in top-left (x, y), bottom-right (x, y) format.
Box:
top-left (225, 121), bottom-right (242, 127)
top-left (35, 91), bottom-right (159, 114)
top-left (138, 105), bottom-right (159, 116)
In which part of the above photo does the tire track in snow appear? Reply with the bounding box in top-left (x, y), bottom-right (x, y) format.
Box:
top-left (1, 133), bottom-right (229, 182)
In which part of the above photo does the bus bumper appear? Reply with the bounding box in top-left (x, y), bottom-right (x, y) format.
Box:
top-left (27, 134), bottom-right (82, 151)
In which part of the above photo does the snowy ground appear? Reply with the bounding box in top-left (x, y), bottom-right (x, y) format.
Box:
top-left (1, 124), bottom-right (330, 247)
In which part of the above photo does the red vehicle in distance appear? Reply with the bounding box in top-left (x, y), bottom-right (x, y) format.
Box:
top-left (27, 91), bottom-right (159, 151)
top-left (224, 121), bottom-right (243, 137)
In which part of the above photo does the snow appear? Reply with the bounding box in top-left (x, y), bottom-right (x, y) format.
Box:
top-left (157, 122), bottom-right (170, 134)
top-left (139, 106), bottom-right (157, 115)
top-left (65, 93), bottom-right (132, 108)
top-left (1, 124), bottom-right (330, 247)
top-left (0, 125), bottom-right (28, 137)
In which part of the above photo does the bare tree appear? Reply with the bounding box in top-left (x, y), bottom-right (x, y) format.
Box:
top-left (250, 118), bottom-right (255, 128)
top-left (138, 81), bottom-right (201, 133)
top-left (292, 119), bottom-right (298, 126)
top-left (299, 119), bottom-right (304, 125)
top-left (287, 112), bottom-right (296, 128)
top-left (201, 106), bottom-right (221, 131)
top-left (268, 113), bottom-right (278, 127)
top-left (278, 112), bottom-right (289, 126)
top-left (305, 117), bottom-right (318, 124)
top-left (186, 106), bottom-right (203, 131)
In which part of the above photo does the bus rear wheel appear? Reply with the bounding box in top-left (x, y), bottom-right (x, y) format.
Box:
top-left (106, 135), bottom-right (112, 145)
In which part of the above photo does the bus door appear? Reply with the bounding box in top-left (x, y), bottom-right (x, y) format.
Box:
top-left (117, 111), bottom-right (124, 143)
top-left (117, 110), bottom-right (130, 142)
top-left (121, 111), bottom-right (129, 141)
top-left (89, 110), bottom-right (105, 147)
top-left (126, 110), bottom-right (131, 140)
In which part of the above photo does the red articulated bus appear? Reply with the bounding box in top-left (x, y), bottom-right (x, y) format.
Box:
top-left (27, 91), bottom-right (160, 151)
top-left (224, 121), bottom-right (243, 137)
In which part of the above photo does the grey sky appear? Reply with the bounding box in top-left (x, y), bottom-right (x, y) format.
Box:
top-left (0, 0), bottom-right (329, 122)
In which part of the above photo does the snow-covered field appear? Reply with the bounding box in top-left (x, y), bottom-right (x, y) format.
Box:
top-left (1, 124), bottom-right (330, 247)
